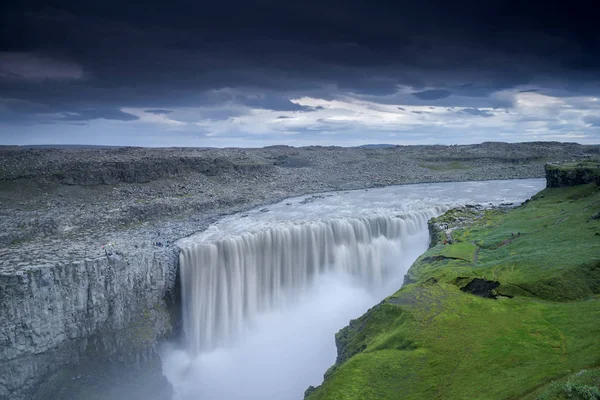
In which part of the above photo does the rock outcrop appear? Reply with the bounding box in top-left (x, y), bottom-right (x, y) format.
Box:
top-left (545, 159), bottom-right (600, 187)
top-left (0, 249), bottom-right (179, 399)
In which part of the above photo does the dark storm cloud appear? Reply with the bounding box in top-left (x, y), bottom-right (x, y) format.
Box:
top-left (0, 0), bottom-right (599, 128)
top-left (412, 90), bottom-right (452, 100)
top-left (451, 84), bottom-right (508, 98)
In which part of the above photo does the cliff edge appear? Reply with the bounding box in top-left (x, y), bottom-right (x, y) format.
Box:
top-left (307, 182), bottom-right (600, 399)
top-left (545, 159), bottom-right (600, 188)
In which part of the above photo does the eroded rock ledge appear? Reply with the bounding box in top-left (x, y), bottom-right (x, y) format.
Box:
top-left (0, 250), bottom-right (179, 399)
top-left (545, 159), bottom-right (600, 187)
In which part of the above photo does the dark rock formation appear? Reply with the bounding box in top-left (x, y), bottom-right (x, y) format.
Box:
top-left (545, 160), bottom-right (600, 188)
top-left (460, 278), bottom-right (501, 298)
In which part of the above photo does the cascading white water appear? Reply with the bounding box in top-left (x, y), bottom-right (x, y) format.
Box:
top-left (165, 179), bottom-right (546, 400)
top-left (179, 209), bottom-right (440, 354)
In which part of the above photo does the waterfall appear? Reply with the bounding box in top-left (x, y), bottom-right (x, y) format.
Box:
top-left (179, 208), bottom-right (443, 354)
top-left (165, 180), bottom-right (545, 400)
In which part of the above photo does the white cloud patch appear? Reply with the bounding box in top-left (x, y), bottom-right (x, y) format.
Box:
top-left (181, 90), bottom-right (600, 145)
top-left (4, 89), bottom-right (599, 147)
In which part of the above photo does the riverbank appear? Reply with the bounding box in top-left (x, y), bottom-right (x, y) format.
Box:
top-left (306, 182), bottom-right (600, 399)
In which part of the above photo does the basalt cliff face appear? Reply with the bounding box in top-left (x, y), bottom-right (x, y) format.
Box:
top-left (1, 142), bottom-right (599, 399)
top-left (545, 159), bottom-right (600, 187)
top-left (0, 250), bottom-right (179, 399)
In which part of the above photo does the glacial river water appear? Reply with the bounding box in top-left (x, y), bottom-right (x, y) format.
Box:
top-left (164, 178), bottom-right (545, 400)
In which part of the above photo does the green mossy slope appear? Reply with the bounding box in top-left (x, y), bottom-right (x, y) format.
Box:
top-left (306, 183), bottom-right (600, 400)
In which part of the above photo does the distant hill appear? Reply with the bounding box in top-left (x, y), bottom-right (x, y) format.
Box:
top-left (0, 144), bottom-right (220, 150)
top-left (14, 144), bottom-right (127, 149)
top-left (356, 144), bottom-right (397, 149)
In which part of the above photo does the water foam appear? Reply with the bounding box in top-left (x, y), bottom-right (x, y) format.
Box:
top-left (180, 210), bottom-right (438, 353)
top-left (167, 179), bottom-right (545, 399)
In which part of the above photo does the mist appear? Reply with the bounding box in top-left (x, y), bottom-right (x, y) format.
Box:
top-left (162, 236), bottom-right (429, 400)
top-left (158, 179), bottom-right (546, 400)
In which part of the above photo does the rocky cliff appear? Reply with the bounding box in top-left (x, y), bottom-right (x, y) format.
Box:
top-left (545, 159), bottom-right (600, 187)
top-left (0, 249), bottom-right (179, 399)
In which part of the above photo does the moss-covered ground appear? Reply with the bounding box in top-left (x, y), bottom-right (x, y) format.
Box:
top-left (307, 183), bottom-right (600, 400)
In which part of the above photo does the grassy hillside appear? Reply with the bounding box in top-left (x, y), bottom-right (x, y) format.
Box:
top-left (306, 183), bottom-right (600, 400)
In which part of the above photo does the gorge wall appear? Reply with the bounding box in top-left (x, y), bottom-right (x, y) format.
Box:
top-left (0, 250), bottom-right (179, 399)
top-left (545, 159), bottom-right (600, 187)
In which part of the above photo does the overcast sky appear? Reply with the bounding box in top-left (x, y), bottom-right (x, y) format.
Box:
top-left (1, 0), bottom-right (599, 147)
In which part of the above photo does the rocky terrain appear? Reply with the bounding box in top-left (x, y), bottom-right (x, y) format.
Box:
top-left (2, 142), bottom-right (599, 269)
top-left (545, 159), bottom-right (600, 187)
top-left (0, 141), bottom-right (599, 399)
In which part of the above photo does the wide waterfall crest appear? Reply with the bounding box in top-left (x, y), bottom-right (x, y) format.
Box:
top-left (165, 179), bottom-right (546, 400)
top-left (179, 209), bottom-right (441, 354)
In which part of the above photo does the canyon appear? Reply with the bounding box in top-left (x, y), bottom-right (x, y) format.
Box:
top-left (1, 142), bottom-right (599, 399)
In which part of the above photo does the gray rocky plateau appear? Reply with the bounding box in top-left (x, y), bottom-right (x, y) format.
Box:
top-left (1, 142), bottom-right (599, 399)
